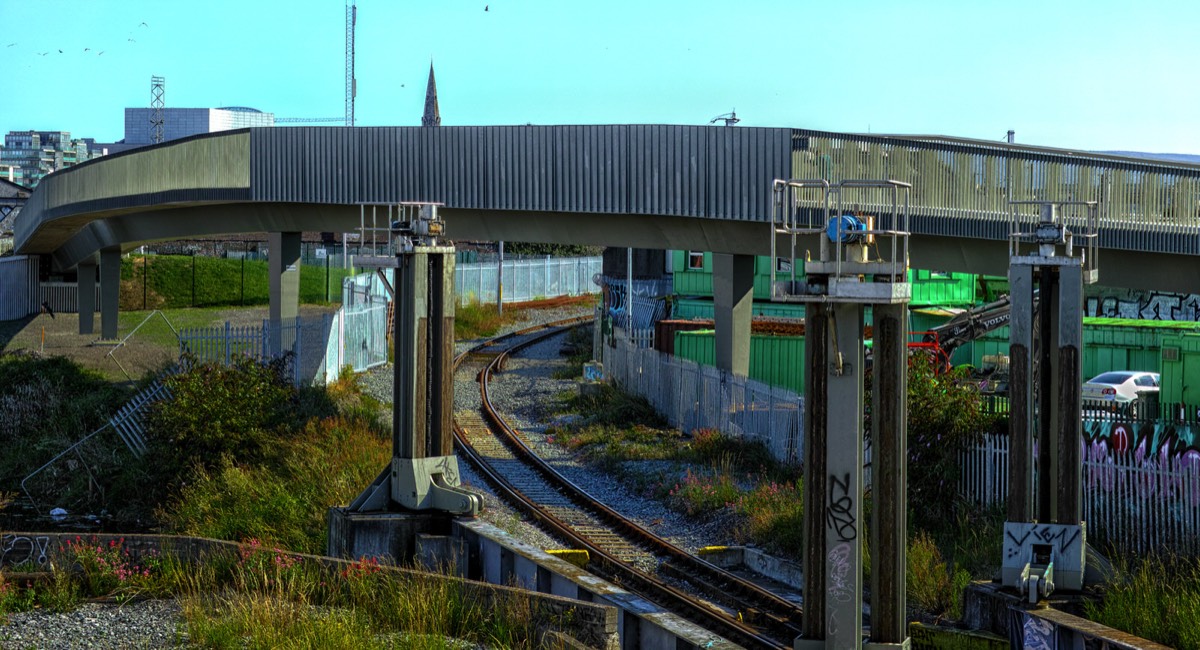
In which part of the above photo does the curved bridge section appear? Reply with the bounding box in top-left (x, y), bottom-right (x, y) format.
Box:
top-left (15, 125), bottom-right (1200, 291)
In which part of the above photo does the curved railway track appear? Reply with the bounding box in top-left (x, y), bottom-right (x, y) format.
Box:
top-left (451, 317), bottom-right (804, 650)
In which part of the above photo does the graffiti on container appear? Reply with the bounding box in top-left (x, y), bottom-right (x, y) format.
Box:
top-left (1, 534), bottom-right (52, 568)
top-left (826, 472), bottom-right (857, 542)
top-left (1085, 289), bottom-right (1200, 322)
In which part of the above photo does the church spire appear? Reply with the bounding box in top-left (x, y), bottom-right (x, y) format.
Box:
top-left (422, 61), bottom-right (440, 127)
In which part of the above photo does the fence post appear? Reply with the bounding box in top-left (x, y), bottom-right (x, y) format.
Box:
top-left (294, 315), bottom-right (302, 386)
top-left (224, 321), bottom-right (232, 366)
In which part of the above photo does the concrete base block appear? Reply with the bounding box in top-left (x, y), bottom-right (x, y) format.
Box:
top-left (416, 533), bottom-right (469, 578)
top-left (962, 581), bottom-right (1024, 637)
top-left (326, 506), bottom-right (454, 564)
top-left (579, 381), bottom-right (603, 397)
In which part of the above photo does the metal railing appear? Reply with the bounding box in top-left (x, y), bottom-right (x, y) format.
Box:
top-left (20, 368), bottom-right (178, 512)
top-left (792, 132), bottom-right (1200, 254)
top-left (600, 328), bottom-right (803, 464)
top-left (959, 433), bottom-right (1200, 557)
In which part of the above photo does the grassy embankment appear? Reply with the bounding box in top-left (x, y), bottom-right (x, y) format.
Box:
top-left (0, 286), bottom-right (581, 644)
top-left (118, 254), bottom-right (354, 310)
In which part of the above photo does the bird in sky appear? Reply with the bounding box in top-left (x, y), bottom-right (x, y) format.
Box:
top-left (128, 38), bottom-right (136, 42)
top-left (84, 47), bottom-right (90, 52)
top-left (58, 49), bottom-right (63, 53)
top-left (38, 52), bottom-right (47, 56)
top-left (5, 43), bottom-right (15, 47)
top-left (139, 22), bottom-right (148, 27)
top-left (97, 51), bottom-right (104, 56)
top-left (485, 4), bottom-right (489, 10)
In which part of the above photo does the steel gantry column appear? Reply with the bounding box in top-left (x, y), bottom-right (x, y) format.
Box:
top-left (1002, 201), bottom-right (1097, 604)
top-left (346, 204), bottom-right (482, 516)
top-left (771, 179), bottom-right (912, 650)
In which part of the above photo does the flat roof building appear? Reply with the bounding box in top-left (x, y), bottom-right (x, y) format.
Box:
top-left (122, 106), bottom-right (275, 145)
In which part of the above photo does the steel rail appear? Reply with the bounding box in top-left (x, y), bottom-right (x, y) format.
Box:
top-left (451, 316), bottom-right (803, 649)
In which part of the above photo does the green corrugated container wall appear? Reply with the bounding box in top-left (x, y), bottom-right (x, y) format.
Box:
top-left (1159, 334), bottom-right (1200, 404)
top-left (672, 251), bottom-right (976, 307)
top-left (671, 251), bottom-right (782, 300)
top-left (909, 270), bottom-right (977, 307)
top-left (970, 318), bottom-right (1200, 378)
top-left (673, 330), bottom-right (806, 394)
top-left (673, 296), bottom-right (806, 321)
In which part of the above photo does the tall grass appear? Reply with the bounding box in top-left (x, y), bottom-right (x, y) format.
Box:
top-left (1, 540), bottom-right (547, 649)
top-left (454, 299), bottom-right (519, 340)
top-left (1084, 556), bottom-right (1200, 649)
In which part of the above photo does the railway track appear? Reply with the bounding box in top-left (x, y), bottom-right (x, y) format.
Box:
top-left (452, 316), bottom-right (804, 650)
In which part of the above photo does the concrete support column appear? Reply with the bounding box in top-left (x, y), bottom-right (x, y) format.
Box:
top-left (77, 261), bottom-right (97, 335)
top-left (1008, 264), bottom-right (1034, 522)
top-left (712, 252), bottom-right (754, 377)
top-left (269, 232), bottom-right (302, 354)
top-left (99, 248), bottom-right (121, 341)
top-left (800, 302), bottom-right (866, 649)
top-left (868, 303), bottom-right (908, 649)
top-left (1056, 264), bottom-right (1084, 524)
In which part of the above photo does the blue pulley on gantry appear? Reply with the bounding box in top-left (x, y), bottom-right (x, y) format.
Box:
top-left (827, 214), bottom-right (867, 243)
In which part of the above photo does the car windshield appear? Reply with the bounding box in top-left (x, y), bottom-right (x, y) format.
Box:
top-left (1089, 372), bottom-right (1135, 384)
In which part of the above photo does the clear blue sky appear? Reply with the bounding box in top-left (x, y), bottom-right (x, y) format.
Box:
top-left (3, 0), bottom-right (1198, 154)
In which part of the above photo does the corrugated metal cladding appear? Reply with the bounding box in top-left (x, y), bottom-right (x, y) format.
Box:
top-left (248, 125), bottom-right (792, 221)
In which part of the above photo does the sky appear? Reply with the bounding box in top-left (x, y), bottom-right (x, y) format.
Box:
top-left (3, 0), bottom-right (1200, 154)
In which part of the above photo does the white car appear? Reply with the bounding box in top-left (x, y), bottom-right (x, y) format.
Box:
top-left (1082, 371), bottom-right (1160, 418)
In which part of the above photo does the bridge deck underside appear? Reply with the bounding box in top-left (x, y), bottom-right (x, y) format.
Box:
top-left (13, 125), bottom-right (1200, 293)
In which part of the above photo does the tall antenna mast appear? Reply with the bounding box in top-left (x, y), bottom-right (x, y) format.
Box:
top-left (345, 2), bottom-right (356, 127)
top-left (150, 75), bottom-right (165, 143)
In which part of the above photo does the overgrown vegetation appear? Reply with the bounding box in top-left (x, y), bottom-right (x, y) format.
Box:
top-left (455, 299), bottom-right (520, 340)
top-left (904, 353), bottom-right (998, 533)
top-left (145, 365), bottom-right (389, 554)
top-left (0, 539), bottom-right (551, 648)
top-left (1084, 556), bottom-right (1200, 649)
top-left (0, 353), bottom-right (135, 512)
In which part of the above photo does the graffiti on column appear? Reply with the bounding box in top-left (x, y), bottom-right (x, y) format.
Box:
top-left (826, 473), bottom-right (857, 542)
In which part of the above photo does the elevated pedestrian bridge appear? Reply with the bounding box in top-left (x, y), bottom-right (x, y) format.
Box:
top-left (14, 125), bottom-right (1200, 292)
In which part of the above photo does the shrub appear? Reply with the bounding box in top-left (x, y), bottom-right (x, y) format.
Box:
top-left (147, 355), bottom-right (298, 473)
top-left (907, 530), bottom-right (971, 620)
top-left (905, 354), bottom-right (995, 531)
top-left (729, 479), bottom-right (805, 556)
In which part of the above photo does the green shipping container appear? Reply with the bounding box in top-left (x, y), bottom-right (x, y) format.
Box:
top-left (1160, 334), bottom-right (1200, 405)
top-left (672, 251), bottom-right (976, 307)
top-left (673, 330), bottom-right (806, 395)
top-left (909, 270), bottom-right (977, 307)
top-left (671, 251), bottom-right (782, 300)
top-left (673, 297), bottom-right (806, 321)
top-left (970, 318), bottom-right (1200, 379)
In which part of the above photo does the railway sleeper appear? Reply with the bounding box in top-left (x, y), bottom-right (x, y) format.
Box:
top-left (659, 560), bottom-right (802, 633)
